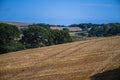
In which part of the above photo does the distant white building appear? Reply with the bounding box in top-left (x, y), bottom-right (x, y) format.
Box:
top-left (50, 26), bottom-right (82, 32)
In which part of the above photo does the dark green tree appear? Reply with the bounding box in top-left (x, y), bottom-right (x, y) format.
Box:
top-left (88, 23), bottom-right (120, 37)
top-left (63, 28), bottom-right (69, 32)
top-left (21, 26), bottom-right (48, 48)
top-left (0, 23), bottom-right (24, 53)
top-left (53, 30), bottom-right (72, 44)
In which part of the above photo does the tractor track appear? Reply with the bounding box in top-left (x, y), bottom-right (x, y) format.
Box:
top-left (8, 41), bottom-right (89, 79)
top-left (1, 36), bottom-right (120, 80)
top-left (12, 38), bottom-right (105, 80)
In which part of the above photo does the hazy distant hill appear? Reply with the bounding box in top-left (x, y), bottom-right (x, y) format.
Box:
top-left (0, 36), bottom-right (120, 80)
top-left (0, 21), bottom-right (33, 28)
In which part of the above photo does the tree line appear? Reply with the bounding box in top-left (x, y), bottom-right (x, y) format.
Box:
top-left (70, 23), bottom-right (120, 37)
top-left (89, 23), bottom-right (120, 37)
top-left (0, 23), bottom-right (120, 54)
top-left (0, 23), bottom-right (72, 54)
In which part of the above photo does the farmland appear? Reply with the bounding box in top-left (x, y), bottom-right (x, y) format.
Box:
top-left (0, 36), bottom-right (120, 80)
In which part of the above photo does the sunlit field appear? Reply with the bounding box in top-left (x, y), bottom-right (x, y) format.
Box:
top-left (0, 36), bottom-right (120, 80)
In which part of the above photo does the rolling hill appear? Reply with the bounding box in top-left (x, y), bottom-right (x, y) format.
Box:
top-left (0, 36), bottom-right (120, 80)
top-left (0, 21), bottom-right (33, 28)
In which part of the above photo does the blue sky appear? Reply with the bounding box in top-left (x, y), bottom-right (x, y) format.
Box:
top-left (0, 0), bottom-right (120, 25)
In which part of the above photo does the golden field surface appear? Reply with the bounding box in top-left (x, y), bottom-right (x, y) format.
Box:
top-left (0, 36), bottom-right (120, 80)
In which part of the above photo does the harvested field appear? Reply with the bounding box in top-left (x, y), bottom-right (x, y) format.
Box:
top-left (0, 36), bottom-right (120, 80)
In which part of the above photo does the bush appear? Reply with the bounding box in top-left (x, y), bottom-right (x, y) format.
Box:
top-left (63, 28), bottom-right (69, 32)
top-left (0, 23), bottom-right (72, 53)
top-left (0, 23), bottom-right (23, 54)
top-left (89, 23), bottom-right (120, 37)
top-left (21, 26), bottom-right (72, 48)
top-left (77, 32), bottom-right (88, 37)
top-left (21, 26), bottom-right (48, 48)
top-left (0, 42), bottom-right (24, 53)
